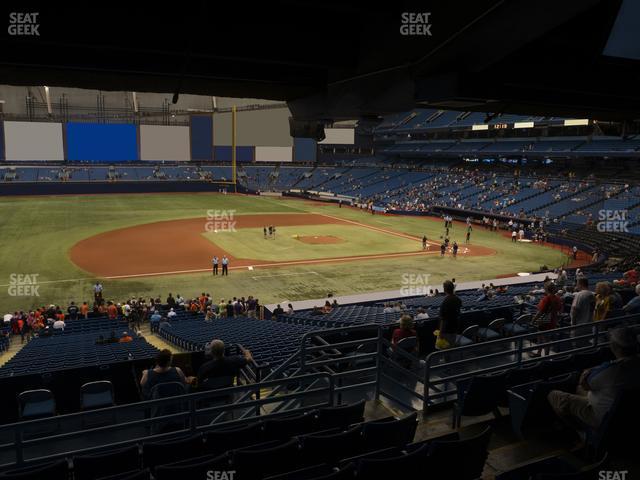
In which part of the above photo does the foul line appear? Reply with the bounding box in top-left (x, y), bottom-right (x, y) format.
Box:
top-left (0, 277), bottom-right (89, 287)
top-left (251, 271), bottom-right (320, 280)
top-left (102, 249), bottom-right (446, 279)
top-left (316, 212), bottom-right (441, 246)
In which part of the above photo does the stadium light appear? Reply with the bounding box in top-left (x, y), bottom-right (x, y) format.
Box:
top-left (563, 119), bottom-right (589, 126)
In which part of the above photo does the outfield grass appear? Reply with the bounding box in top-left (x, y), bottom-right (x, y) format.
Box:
top-left (203, 224), bottom-right (421, 261)
top-left (0, 194), bottom-right (568, 312)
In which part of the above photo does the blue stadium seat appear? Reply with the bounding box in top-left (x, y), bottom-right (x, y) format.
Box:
top-left (73, 445), bottom-right (140, 480)
top-left (0, 459), bottom-right (68, 480)
top-left (315, 400), bottom-right (365, 429)
top-left (80, 381), bottom-right (115, 410)
top-left (361, 412), bottom-right (418, 452)
top-left (18, 389), bottom-right (55, 420)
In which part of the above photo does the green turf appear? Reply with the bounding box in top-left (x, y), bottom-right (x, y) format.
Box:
top-left (202, 224), bottom-right (421, 261)
top-left (0, 194), bottom-right (569, 312)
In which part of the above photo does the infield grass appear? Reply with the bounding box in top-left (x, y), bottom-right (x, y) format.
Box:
top-left (202, 224), bottom-right (421, 261)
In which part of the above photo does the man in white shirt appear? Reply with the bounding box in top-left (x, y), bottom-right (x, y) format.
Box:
top-left (415, 308), bottom-right (430, 320)
top-left (167, 308), bottom-right (177, 319)
top-left (53, 319), bottom-right (66, 330)
top-left (570, 278), bottom-right (594, 325)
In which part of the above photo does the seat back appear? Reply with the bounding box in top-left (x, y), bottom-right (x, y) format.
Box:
top-left (263, 412), bottom-right (316, 442)
top-left (458, 371), bottom-right (508, 417)
top-left (80, 381), bottom-right (113, 396)
top-left (505, 361), bottom-right (543, 388)
top-left (488, 318), bottom-right (506, 331)
top-left (0, 459), bottom-right (68, 480)
top-left (80, 381), bottom-right (114, 409)
top-left (428, 426), bottom-right (492, 480)
top-left (73, 445), bottom-right (140, 480)
top-left (142, 433), bottom-right (205, 469)
top-left (150, 382), bottom-right (186, 399)
top-left (516, 314), bottom-right (533, 325)
top-left (316, 399), bottom-right (366, 429)
top-left (357, 442), bottom-right (428, 478)
top-left (204, 422), bottom-right (264, 455)
top-left (461, 325), bottom-right (479, 341)
top-left (396, 336), bottom-right (418, 352)
top-left (96, 468), bottom-right (151, 480)
top-left (301, 425), bottom-right (362, 464)
top-left (540, 356), bottom-right (574, 379)
top-left (232, 438), bottom-right (300, 479)
top-left (154, 454), bottom-right (229, 480)
top-left (361, 412), bottom-right (418, 452)
top-left (18, 389), bottom-right (55, 419)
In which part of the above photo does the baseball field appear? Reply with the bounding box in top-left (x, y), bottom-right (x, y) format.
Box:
top-left (0, 193), bottom-right (571, 312)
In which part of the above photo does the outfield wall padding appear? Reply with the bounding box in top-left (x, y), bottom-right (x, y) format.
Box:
top-left (213, 146), bottom-right (254, 162)
top-left (140, 125), bottom-right (190, 161)
top-left (190, 115), bottom-right (213, 161)
top-left (255, 146), bottom-right (292, 162)
top-left (66, 123), bottom-right (138, 162)
top-left (4, 121), bottom-right (65, 161)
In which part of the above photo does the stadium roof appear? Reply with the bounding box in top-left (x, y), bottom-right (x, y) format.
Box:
top-left (1, 0), bottom-right (638, 124)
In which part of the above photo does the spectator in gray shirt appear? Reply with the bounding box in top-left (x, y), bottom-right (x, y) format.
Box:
top-left (623, 284), bottom-right (640, 315)
top-left (570, 278), bottom-right (595, 325)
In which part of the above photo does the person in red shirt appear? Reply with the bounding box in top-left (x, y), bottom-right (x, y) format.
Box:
top-left (392, 315), bottom-right (418, 350)
top-left (530, 282), bottom-right (563, 357)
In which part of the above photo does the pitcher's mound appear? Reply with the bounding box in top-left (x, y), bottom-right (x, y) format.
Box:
top-left (295, 235), bottom-right (344, 245)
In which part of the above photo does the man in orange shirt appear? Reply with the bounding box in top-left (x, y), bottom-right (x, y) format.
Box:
top-left (107, 301), bottom-right (118, 320)
top-left (80, 302), bottom-right (90, 319)
top-left (199, 292), bottom-right (207, 312)
top-left (119, 331), bottom-right (133, 343)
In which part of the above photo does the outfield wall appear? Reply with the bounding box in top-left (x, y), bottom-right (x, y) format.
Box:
top-left (0, 181), bottom-right (248, 196)
top-left (0, 117), bottom-right (316, 163)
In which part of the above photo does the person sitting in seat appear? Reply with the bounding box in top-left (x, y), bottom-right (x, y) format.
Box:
top-left (140, 349), bottom-right (192, 399)
top-left (392, 315), bottom-right (417, 351)
top-left (197, 340), bottom-right (253, 390)
top-left (623, 284), bottom-right (640, 315)
top-left (547, 327), bottom-right (640, 431)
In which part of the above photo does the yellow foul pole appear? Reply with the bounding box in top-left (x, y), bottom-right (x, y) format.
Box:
top-left (232, 105), bottom-right (237, 192)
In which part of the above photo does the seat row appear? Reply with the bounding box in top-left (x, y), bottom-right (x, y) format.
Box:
top-left (0, 407), bottom-right (495, 480)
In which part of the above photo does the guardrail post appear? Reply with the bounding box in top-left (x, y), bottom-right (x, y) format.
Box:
top-left (255, 383), bottom-right (261, 417)
top-left (189, 397), bottom-right (197, 433)
top-left (328, 375), bottom-right (335, 406)
top-left (423, 355), bottom-right (431, 416)
top-left (516, 337), bottom-right (523, 365)
top-left (14, 425), bottom-right (23, 465)
top-left (374, 327), bottom-right (381, 401)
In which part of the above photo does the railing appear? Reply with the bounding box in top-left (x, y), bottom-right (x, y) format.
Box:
top-left (4, 313), bottom-right (638, 468)
top-left (421, 313), bottom-right (640, 412)
top-left (0, 372), bottom-right (333, 468)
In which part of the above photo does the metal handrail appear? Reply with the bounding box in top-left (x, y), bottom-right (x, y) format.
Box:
top-left (422, 313), bottom-right (640, 412)
top-left (0, 372), bottom-right (333, 468)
